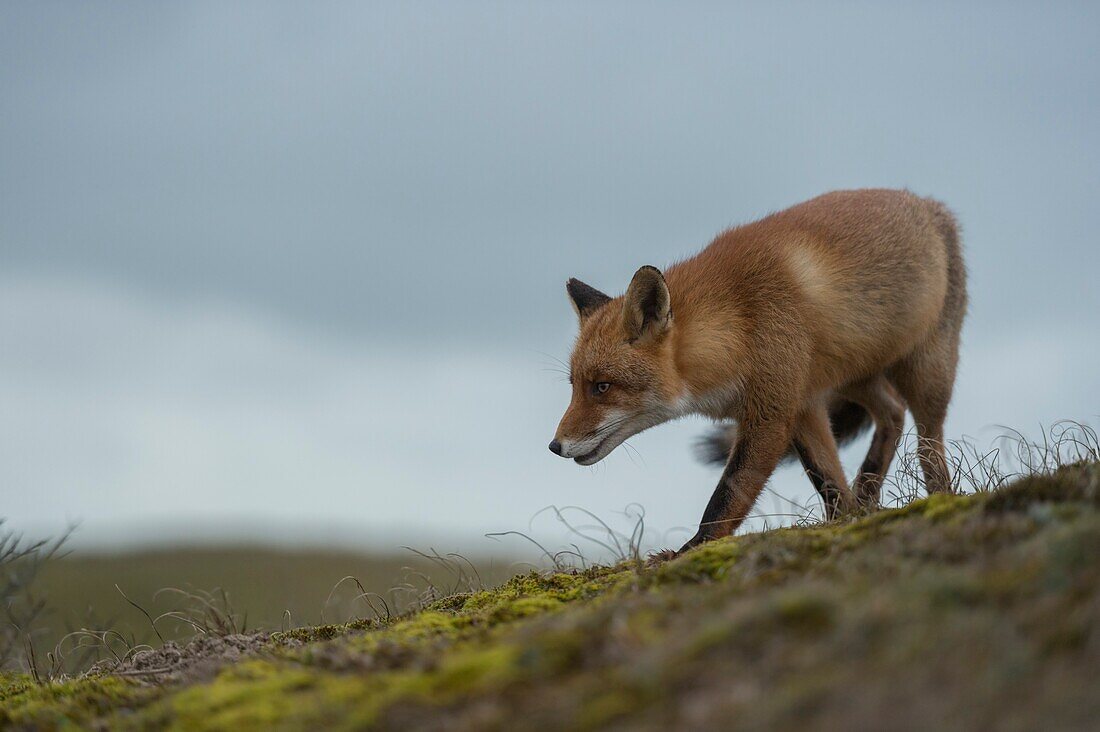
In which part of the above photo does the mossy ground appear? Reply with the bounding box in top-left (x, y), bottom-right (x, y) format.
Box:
top-left (4, 462), bottom-right (1099, 730)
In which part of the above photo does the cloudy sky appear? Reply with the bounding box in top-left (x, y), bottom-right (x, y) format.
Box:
top-left (2, 2), bottom-right (1098, 554)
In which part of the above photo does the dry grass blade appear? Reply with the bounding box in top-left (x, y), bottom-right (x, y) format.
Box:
top-left (114, 584), bottom-right (164, 643)
top-left (321, 576), bottom-right (367, 624)
top-left (485, 530), bottom-right (564, 570)
top-left (152, 586), bottom-right (241, 637)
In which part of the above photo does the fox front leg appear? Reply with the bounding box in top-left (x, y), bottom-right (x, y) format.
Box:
top-left (678, 415), bottom-right (793, 553)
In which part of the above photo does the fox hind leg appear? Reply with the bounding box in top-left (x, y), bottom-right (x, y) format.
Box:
top-left (792, 404), bottom-right (856, 519)
top-left (888, 202), bottom-right (966, 495)
top-left (839, 376), bottom-right (906, 508)
top-left (888, 330), bottom-right (960, 495)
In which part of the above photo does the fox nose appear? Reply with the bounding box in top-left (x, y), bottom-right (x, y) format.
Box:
top-left (548, 440), bottom-right (563, 456)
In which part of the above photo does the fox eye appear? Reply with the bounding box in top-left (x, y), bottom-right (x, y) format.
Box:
top-left (593, 381), bottom-right (611, 395)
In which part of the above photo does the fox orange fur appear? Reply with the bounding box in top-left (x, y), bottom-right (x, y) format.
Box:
top-left (550, 189), bottom-right (967, 553)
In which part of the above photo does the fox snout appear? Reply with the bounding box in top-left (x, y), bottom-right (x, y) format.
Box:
top-left (547, 433), bottom-right (588, 461)
top-left (548, 436), bottom-right (600, 465)
top-left (550, 405), bottom-right (638, 462)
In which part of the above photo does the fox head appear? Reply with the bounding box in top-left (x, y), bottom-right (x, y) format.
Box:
top-left (549, 266), bottom-right (682, 465)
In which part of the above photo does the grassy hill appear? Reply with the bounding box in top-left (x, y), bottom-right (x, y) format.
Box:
top-left (3, 460), bottom-right (1098, 730)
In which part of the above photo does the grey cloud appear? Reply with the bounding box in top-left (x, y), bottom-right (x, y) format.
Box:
top-left (3, 2), bottom-right (1098, 347)
top-left (1, 2), bottom-right (1099, 550)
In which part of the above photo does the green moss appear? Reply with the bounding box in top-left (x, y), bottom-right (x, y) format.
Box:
top-left (655, 525), bottom-right (844, 590)
top-left (0, 675), bottom-right (155, 728)
top-left (384, 610), bottom-right (473, 639)
top-left (463, 567), bottom-right (626, 610)
top-left (984, 462), bottom-right (1100, 512)
top-left (144, 661), bottom-right (367, 730)
top-left (485, 595), bottom-right (564, 623)
top-left (132, 643), bottom-right (527, 730)
top-left (423, 592), bottom-right (473, 612)
top-left (655, 536), bottom-right (744, 583)
top-left (922, 492), bottom-right (971, 521)
top-left (843, 491), bottom-right (977, 540)
top-left (0, 672), bottom-right (33, 702)
top-left (273, 618), bottom-right (377, 644)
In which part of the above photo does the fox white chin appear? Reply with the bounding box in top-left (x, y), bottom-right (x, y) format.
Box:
top-left (569, 417), bottom-right (666, 465)
top-left (572, 435), bottom-right (621, 465)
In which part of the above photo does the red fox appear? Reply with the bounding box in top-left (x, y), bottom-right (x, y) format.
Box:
top-left (549, 189), bottom-right (967, 554)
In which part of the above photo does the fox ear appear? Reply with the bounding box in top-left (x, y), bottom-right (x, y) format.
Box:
top-left (622, 265), bottom-right (671, 341)
top-left (566, 278), bottom-right (611, 320)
